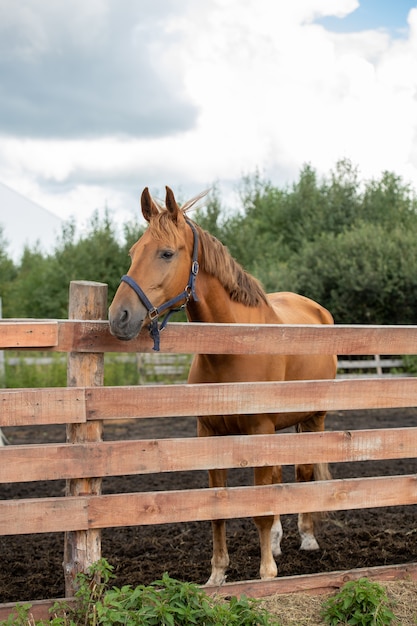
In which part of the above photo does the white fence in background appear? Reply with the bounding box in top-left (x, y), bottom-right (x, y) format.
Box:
top-left (3, 352), bottom-right (408, 382)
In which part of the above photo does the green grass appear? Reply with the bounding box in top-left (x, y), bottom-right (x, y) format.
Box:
top-left (3, 352), bottom-right (67, 388)
top-left (2, 352), bottom-right (191, 388)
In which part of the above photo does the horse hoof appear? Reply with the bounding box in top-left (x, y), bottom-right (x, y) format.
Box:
top-left (300, 534), bottom-right (320, 551)
top-left (260, 562), bottom-right (278, 580)
top-left (205, 572), bottom-right (226, 587)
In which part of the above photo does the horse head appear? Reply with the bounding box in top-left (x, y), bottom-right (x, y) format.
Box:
top-left (108, 186), bottom-right (197, 342)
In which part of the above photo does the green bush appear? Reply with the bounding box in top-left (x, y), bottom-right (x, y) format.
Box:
top-left (321, 577), bottom-right (396, 625)
top-left (1, 559), bottom-right (280, 625)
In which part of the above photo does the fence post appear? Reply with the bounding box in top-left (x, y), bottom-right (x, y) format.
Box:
top-left (0, 297), bottom-right (5, 387)
top-left (0, 297), bottom-right (5, 446)
top-left (64, 280), bottom-right (107, 597)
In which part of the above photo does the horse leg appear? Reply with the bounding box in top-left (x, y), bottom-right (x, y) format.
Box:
top-left (253, 466), bottom-right (278, 579)
top-left (270, 465), bottom-right (283, 557)
top-left (206, 468), bottom-right (229, 586)
top-left (295, 462), bottom-right (320, 550)
top-left (296, 413), bottom-right (331, 551)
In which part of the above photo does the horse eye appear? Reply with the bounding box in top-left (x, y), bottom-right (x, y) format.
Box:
top-left (160, 250), bottom-right (175, 260)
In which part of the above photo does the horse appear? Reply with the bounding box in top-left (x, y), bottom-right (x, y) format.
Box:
top-left (108, 186), bottom-right (337, 586)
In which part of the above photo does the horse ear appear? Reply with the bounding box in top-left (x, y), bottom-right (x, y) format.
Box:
top-left (141, 187), bottom-right (159, 222)
top-left (165, 186), bottom-right (180, 222)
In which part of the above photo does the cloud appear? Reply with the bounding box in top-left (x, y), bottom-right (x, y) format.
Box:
top-left (0, 0), bottom-right (197, 139)
top-left (1, 0), bottom-right (417, 233)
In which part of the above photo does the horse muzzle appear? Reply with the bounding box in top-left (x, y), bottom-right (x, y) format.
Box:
top-left (108, 305), bottom-right (146, 341)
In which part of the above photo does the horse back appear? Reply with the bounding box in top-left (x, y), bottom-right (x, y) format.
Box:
top-left (267, 292), bottom-right (334, 325)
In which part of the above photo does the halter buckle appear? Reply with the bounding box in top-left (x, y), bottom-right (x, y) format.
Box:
top-left (148, 308), bottom-right (159, 321)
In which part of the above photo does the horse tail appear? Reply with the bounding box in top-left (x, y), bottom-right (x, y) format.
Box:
top-left (314, 462), bottom-right (331, 482)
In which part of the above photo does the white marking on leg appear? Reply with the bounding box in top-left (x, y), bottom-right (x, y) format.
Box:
top-left (271, 519), bottom-right (283, 557)
top-left (298, 513), bottom-right (320, 551)
top-left (299, 531), bottom-right (319, 551)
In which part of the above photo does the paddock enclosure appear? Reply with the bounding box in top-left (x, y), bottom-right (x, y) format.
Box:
top-left (1, 280), bottom-right (417, 620)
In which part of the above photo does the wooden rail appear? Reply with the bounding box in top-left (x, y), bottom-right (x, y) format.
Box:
top-left (1, 378), bottom-right (417, 427)
top-left (2, 428), bottom-right (416, 484)
top-left (1, 473), bottom-right (417, 537)
top-left (1, 281), bottom-right (417, 619)
top-left (2, 318), bottom-right (417, 354)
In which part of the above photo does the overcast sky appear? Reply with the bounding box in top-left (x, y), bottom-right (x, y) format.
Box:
top-left (1, 0), bottom-right (417, 229)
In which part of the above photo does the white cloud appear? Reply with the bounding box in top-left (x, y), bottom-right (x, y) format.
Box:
top-left (0, 0), bottom-right (197, 139)
top-left (1, 0), bottom-right (417, 236)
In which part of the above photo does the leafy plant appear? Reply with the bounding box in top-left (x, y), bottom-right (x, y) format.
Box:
top-left (0, 603), bottom-right (34, 626)
top-left (402, 355), bottom-right (417, 375)
top-left (321, 577), bottom-right (396, 625)
top-left (2, 559), bottom-right (279, 625)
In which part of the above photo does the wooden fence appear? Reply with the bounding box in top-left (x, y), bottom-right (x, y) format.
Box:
top-left (1, 280), bottom-right (417, 620)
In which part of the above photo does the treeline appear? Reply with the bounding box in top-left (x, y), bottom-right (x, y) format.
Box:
top-left (0, 214), bottom-right (143, 319)
top-left (1, 159), bottom-right (417, 324)
top-left (197, 160), bottom-right (417, 324)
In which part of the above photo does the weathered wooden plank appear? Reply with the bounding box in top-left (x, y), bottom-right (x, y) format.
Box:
top-left (2, 377), bottom-right (416, 426)
top-left (87, 377), bottom-right (417, 420)
top-left (2, 319), bottom-right (417, 355)
top-left (0, 388), bottom-right (86, 426)
top-left (56, 320), bottom-right (417, 355)
top-left (0, 497), bottom-right (88, 535)
top-left (0, 320), bottom-right (58, 348)
top-left (88, 474), bottom-right (417, 529)
top-left (2, 428), bottom-right (417, 483)
top-left (205, 562), bottom-right (417, 598)
top-left (1, 474), bottom-right (416, 535)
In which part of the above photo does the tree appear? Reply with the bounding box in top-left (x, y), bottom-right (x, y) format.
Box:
top-left (0, 226), bottom-right (17, 317)
top-left (8, 211), bottom-right (142, 318)
top-left (194, 161), bottom-right (417, 323)
top-left (6, 162), bottom-right (417, 324)
top-left (280, 223), bottom-right (417, 324)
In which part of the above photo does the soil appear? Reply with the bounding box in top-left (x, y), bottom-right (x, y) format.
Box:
top-left (1, 407), bottom-right (417, 604)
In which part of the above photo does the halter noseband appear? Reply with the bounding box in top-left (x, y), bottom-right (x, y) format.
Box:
top-left (120, 219), bottom-right (199, 351)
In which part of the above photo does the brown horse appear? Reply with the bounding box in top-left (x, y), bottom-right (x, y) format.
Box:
top-left (109, 186), bottom-right (337, 586)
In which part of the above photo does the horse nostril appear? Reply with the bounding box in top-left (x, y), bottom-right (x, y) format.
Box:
top-left (120, 309), bottom-right (129, 325)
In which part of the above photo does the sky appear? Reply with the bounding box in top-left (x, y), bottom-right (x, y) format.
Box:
top-left (1, 0), bottom-right (417, 246)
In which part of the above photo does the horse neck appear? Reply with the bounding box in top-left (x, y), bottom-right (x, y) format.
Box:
top-left (186, 271), bottom-right (272, 324)
top-left (185, 273), bottom-right (228, 323)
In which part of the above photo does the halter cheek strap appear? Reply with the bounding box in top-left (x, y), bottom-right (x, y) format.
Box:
top-left (120, 219), bottom-right (199, 351)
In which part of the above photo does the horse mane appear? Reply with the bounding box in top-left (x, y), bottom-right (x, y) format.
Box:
top-left (148, 191), bottom-right (268, 307)
top-left (193, 223), bottom-right (269, 306)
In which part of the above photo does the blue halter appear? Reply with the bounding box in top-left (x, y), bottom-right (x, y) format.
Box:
top-left (120, 219), bottom-right (199, 351)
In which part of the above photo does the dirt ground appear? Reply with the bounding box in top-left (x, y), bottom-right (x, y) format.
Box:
top-left (1, 407), bottom-right (417, 605)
